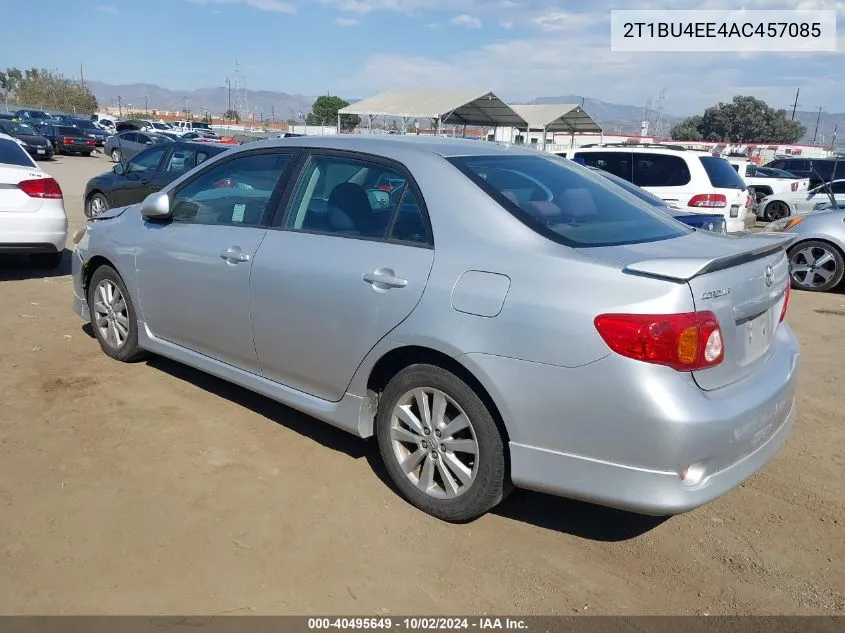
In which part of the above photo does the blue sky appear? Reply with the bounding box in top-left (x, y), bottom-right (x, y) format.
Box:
top-left (1, 0), bottom-right (843, 115)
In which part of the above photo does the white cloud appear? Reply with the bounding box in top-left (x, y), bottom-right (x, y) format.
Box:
top-left (96, 4), bottom-right (118, 12)
top-left (530, 10), bottom-right (606, 32)
top-left (499, 20), bottom-right (514, 29)
top-left (185, 0), bottom-right (296, 13)
top-left (450, 14), bottom-right (482, 28)
top-left (335, 16), bottom-right (359, 25)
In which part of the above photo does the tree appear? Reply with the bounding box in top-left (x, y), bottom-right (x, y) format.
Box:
top-left (224, 109), bottom-right (240, 122)
top-left (670, 96), bottom-right (805, 143)
top-left (308, 95), bottom-right (360, 131)
top-left (1, 66), bottom-right (97, 114)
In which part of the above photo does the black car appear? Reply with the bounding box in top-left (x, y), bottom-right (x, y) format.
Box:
top-left (764, 157), bottom-right (845, 188)
top-left (14, 108), bottom-right (55, 124)
top-left (83, 141), bottom-right (229, 217)
top-left (53, 116), bottom-right (110, 146)
top-left (36, 124), bottom-right (98, 156)
top-left (0, 119), bottom-right (53, 159)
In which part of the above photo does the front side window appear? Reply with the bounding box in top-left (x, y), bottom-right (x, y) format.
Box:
top-left (632, 153), bottom-right (691, 187)
top-left (574, 151), bottom-right (632, 181)
top-left (450, 154), bottom-right (690, 247)
top-left (170, 152), bottom-right (292, 226)
top-left (127, 147), bottom-right (166, 173)
top-left (284, 154), bottom-right (429, 243)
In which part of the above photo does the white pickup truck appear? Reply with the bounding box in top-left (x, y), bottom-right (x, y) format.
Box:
top-left (726, 157), bottom-right (810, 203)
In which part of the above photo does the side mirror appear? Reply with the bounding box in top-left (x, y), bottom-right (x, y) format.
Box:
top-left (140, 191), bottom-right (171, 219)
top-left (112, 163), bottom-right (124, 175)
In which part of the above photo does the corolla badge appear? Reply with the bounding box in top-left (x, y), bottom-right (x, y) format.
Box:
top-left (764, 264), bottom-right (774, 288)
top-left (700, 288), bottom-right (731, 300)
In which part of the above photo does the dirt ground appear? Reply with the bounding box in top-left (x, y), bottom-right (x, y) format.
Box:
top-left (0, 152), bottom-right (842, 616)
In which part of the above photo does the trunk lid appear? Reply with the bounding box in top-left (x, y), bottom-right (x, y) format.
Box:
top-left (0, 165), bottom-right (46, 214)
top-left (579, 231), bottom-right (794, 391)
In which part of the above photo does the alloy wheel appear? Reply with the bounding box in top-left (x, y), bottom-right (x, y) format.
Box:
top-left (93, 280), bottom-right (129, 348)
top-left (766, 201), bottom-right (789, 222)
top-left (790, 245), bottom-right (839, 289)
top-left (389, 387), bottom-right (479, 499)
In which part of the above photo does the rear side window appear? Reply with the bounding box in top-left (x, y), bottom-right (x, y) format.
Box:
top-left (633, 153), bottom-right (691, 187)
top-left (789, 159), bottom-right (811, 171)
top-left (450, 154), bottom-right (690, 247)
top-left (574, 151), bottom-right (632, 181)
top-left (811, 161), bottom-right (835, 180)
top-left (0, 138), bottom-right (36, 167)
top-left (699, 157), bottom-right (745, 189)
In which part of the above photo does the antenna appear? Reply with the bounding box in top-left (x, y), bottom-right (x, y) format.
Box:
top-left (232, 61), bottom-right (249, 125)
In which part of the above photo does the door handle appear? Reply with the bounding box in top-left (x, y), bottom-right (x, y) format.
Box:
top-left (220, 247), bottom-right (250, 263)
top-left (363, 269), bottom-right (407, 289)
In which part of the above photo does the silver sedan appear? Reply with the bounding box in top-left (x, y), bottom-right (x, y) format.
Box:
top-left (71, 136), bottom-right (800, 522)
top-left (765, 208), bottom-right (845, 292)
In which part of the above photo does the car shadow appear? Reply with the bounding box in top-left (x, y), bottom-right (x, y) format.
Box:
top-left (0, 249), bottom-right (71, 281)
top-left (142, 355), bottom-right (667, 540)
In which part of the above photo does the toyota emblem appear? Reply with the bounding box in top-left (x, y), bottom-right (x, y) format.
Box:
top-left (764, 264), bottom-right (774, 288)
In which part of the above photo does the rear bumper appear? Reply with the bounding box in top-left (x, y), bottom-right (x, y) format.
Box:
top-left (24, 146), bottom-right (54, 159)
top-left (460, 324), bottom-right (800, 515)
top-left (0, 213), bottom-right (67, 253)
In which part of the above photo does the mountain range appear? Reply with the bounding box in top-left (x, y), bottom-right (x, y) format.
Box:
top-left (87, 81), bottom-right (843, 144)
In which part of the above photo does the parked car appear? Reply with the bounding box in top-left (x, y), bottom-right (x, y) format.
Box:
top-left (756, 179), bottom-right (845, 221)
top-left (13, 109), bottom-right (55, 124)
top-left (36, 124), bottom-right (97, 156)
top-left (763, 157), bottom-right (845, 188)
top-left (754, 166), bottom-right (800, 179)
top-left (170, 120), bottom-right (214, 134)
top-left (0, 133), bottom-right (67, 268)
top-left (0, 119), bottom-right (53, 159)
top-left (71, 136), bottom-right (799, 522)
top-left (589, 166), bottom-right (727, 233)
top-left (53, 117), bottom-right (110, 146)
top-left (572, 144), bottom-right (750, 233)
top-left (83, 141), bottom-right (229, 217)
top-left (104, 131), bottom-right (172, 163)
top-left (0, 113), bottom-right (14, 120)
top-left (725, 158), bottom-right (809, 204)
top-left (765, 209), bottom-right (845, 292)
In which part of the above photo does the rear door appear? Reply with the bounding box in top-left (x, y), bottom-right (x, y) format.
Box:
top-left (632, 152), bottom-right (694, 208)
top-left (249, 151), bottom-right (435, 401)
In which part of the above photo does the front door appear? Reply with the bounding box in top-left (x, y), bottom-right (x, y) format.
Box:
top-left (135, 149), bottom-right (296, 374)
top-left (250, 152), bottom-right (435, 401)
top-left (112, 146), bottom-right (167, 208)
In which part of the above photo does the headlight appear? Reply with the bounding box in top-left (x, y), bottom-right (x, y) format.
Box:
top-left (765, 216), bottom-right (806, 232)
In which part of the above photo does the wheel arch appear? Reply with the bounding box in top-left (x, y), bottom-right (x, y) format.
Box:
top-left (365, 345), bottom-right (512, 452)
top-left (82, 255), bottom-right (121, 297)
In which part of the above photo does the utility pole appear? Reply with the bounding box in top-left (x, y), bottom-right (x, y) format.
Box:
top-left (271, 104), bottom-right (275, 124)
top-left (791, 89), bottom-right (800, 120)
top-left (117, 95), bottom-right (122, 118)
top-left (80, 63), bottom-right (84, 89)
top-left (812, 106), bottom-right (823, 144)
top-left (145, 95), bottom-right (148, 115)
top-left (227, 78), bottom-right (231, 117)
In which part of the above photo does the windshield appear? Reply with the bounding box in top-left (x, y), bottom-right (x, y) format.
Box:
top-left (0, 138), bottom-right (36, 167)
top-left (699, 156), bottom-right (746, 189)
top-left (152, 122), bottom-right (170, 129)
top-left (449, 154), bottom-right (691, 247)
top-left (0, 121), bottom-right (39, 136)
top-left (590, 167), bottom-right (670, 208)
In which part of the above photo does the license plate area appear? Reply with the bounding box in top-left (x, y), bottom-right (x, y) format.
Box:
top-left (739, 306), bottom-right (776, 365)
top-left (730, 204), bottom-right (740, 218)
top-left (37, 149), bottom-right (45, 154)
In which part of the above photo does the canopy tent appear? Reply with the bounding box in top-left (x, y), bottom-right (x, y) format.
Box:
top-left (510, 104), bottom-right (602, 149)
top-left (338, 90), bottom-right (527, 132)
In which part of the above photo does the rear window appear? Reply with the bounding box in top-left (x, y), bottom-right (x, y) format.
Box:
top-left (633, 153), bottom-right (691, 187)
top-left (58, 126), bottom-right (79, 135)
top-left (699, 156), bottom-right (745, 189)
top-left (0, 138), bottom-right (36, 167)
top-left (449, 154), bottom-right (691, 247)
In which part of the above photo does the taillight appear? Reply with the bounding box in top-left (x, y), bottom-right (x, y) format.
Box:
top-left (688, 194), bottom-right (727, 208)
top-left (17, 177), bottom-right (63, 199)
top-left (745, 193), bottom-right (755, 208)
top-left (86, 140), bottom-right (96, 146)
top-left (791, 182), bottom-right (799, 191)
top-left (780, 282), bottom-right (790, 322)
top-left (594, 312), bottom-right (724, 371)
top-left (62, 137), bottom-right (73, 145)
top-left (213, 178), bottom-right (237, 188)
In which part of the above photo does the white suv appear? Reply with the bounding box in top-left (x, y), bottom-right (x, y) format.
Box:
top-left (571, 145), bottom-right (750, 233)
top-left (0, 133), bottom-right (67, 268)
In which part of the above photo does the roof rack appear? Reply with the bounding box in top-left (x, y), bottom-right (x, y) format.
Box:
top-left (578, 142), bottom-right (688, 151)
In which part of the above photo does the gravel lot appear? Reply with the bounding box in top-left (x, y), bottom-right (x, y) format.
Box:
top-left (0, 153), bottom-right (843, 615)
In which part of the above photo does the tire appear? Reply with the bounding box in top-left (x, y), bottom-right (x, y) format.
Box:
top-left (764, 200), bottom-right (790, 222)
top-left (30, 251), bottom-right (63, 268)
top-left (87, 265), bottom-right (147, 362)
top-left (85, 193), bottom-right (109, 218)
top-left (788, 240), bottom-right (845, 292)
top-left (110, 148), bottom-right (122, 163)
top-left (375, 364), bottom-right (508, 522)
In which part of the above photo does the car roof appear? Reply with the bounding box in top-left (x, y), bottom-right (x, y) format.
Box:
top-left (246, 134), bottom-right (534, 160)
top-left (573, 145), bottom-right (698, 156)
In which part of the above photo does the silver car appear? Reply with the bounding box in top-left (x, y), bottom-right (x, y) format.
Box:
top-left (71, 136), bottom-right (800, 522)
top-left (765, 208), bottom-right (845, 292)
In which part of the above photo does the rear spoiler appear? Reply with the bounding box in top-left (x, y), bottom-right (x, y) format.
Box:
top-left (624, 233), bottom-right (797, 282)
